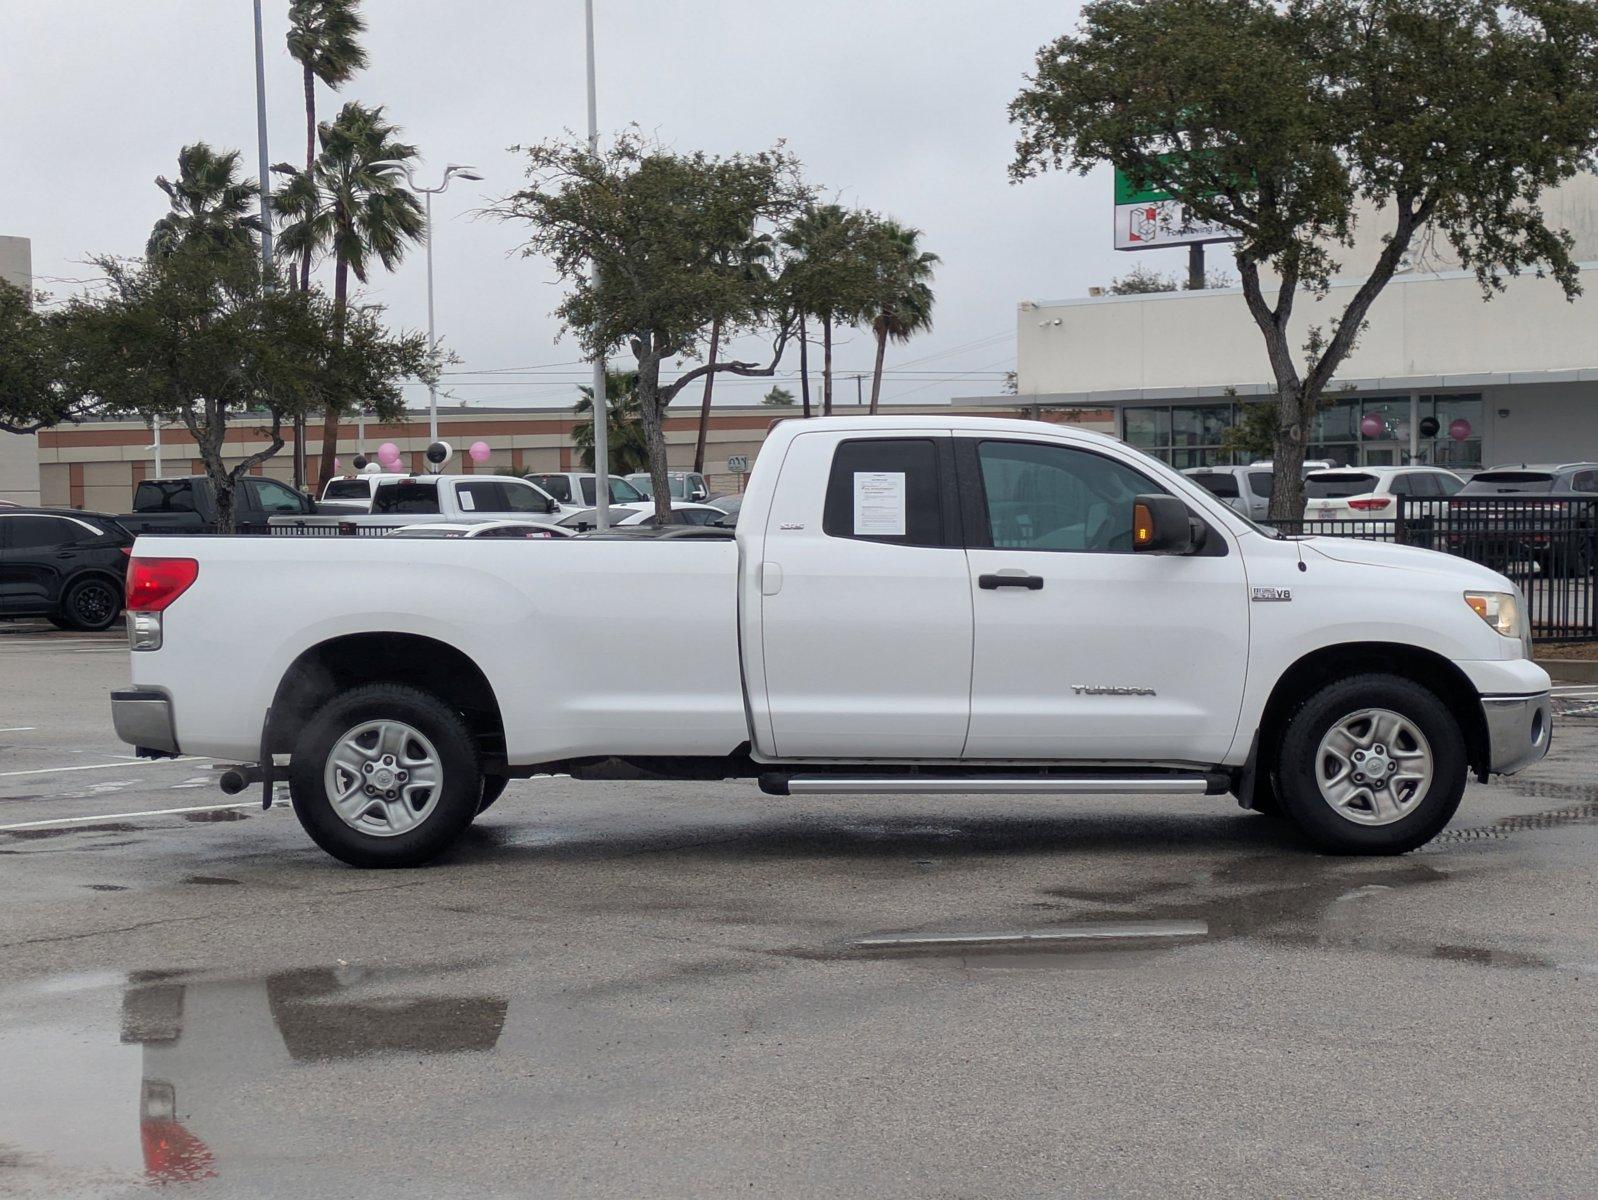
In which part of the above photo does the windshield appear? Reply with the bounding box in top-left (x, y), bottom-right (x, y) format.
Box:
top-left (322, 480), bottom-right (370, 500)
top-left (372, 482), bottom-right (440, 514)
top-left (579, 477), bottom-right (648, 505)
top-left (1305, 473), bottom-right (1379, 498)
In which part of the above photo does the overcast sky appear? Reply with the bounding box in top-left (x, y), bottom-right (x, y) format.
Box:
top-left (3, 1), bottom-right (1197, 411)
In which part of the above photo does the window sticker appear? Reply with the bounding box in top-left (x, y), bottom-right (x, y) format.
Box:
top-left (459, 490), bottom-right (477, 511)
top-left (853, 471), bottom-right (906, 536)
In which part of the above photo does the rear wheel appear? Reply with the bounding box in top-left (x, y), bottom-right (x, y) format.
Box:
top-left (1275, 673), bottom-right (1466, 854)
top-left (59, 577), bottom-right (122, 632)
top-left (288, 683), bottom-right (482, 868)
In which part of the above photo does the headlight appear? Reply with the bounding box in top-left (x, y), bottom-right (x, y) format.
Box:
top-left (1464, 590), bottom-right (1530, 656)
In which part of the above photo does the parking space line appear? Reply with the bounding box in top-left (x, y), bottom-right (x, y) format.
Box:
top-left (0, 727), bottom-right (38, 733)
top-left (0, 801), bottom-right (261, 831)
top-left (0, 756), bottom-right (205, 778)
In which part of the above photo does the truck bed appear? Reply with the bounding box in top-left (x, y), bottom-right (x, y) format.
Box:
top-left (132, 534), bottom-right (748, 763)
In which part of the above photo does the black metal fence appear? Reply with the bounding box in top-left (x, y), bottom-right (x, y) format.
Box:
top-left (1265, 496), bottom-right (1598, 642)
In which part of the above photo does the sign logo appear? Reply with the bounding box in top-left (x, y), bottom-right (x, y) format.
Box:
top-left (1251, 587), bottom-right (1293, 602)
top-left (1071, 684), bottom-right (1157, 696)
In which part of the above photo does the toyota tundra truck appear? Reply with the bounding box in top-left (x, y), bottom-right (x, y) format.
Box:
top-left (110, 416), bottom-right (1551, 868)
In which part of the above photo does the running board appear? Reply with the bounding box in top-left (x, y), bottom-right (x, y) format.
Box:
top-left (759, 773), bottom-right (1228, 797)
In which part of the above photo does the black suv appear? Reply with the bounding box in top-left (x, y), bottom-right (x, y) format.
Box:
top-left (0, 509), bottom-right (133, 631)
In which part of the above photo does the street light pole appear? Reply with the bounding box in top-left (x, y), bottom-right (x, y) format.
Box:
top-left (252, 0), bottom-right (274, 277)
top-left (369, 160), bottom-right (482, 451)
top-left (585, 0), bottom-right (610, 530)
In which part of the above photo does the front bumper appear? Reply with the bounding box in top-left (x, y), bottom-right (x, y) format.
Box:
top-left (1481, 692), bottom-right (1551, 776)
top-left (110, 688), bottom-right (181, 758)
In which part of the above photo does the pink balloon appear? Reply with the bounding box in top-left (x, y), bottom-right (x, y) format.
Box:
top-left (469, 440), bottom-right (492, 463)
top-left (1359, 414), bottom-right (1384, 438)
top-left (378, 442), bottom-right (400, 464)
top-left (1448, 418), bottom-right (1472, 442)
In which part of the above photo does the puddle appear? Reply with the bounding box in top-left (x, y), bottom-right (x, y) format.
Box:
top-left (6, 822), bottom-right (144, 841)
top-left (0, 962), bottom-right (509, 1190)
top-left (847, 855), bottom-right (1573, 973)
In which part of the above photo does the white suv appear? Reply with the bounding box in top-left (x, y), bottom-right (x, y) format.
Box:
top-left (1303, 466), bottom-right (1464, 520)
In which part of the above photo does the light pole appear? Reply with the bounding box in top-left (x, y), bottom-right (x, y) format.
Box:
top-left (370, 161), bottom-right (482, 446)
top-left (251, 0), bottom-right (274, 276)
top-left (585, 0), bottom-right (609, 529)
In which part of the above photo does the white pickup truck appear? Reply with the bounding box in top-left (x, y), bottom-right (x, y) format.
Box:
top-left (270, 473), bottom-right (568, 535)
top-left (111, 416), bottom-right (1551, 868)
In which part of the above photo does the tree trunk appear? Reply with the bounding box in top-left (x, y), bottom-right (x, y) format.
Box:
top-left (300, 64), bottom-right (316, 293)
top-left (693, 316), bottom-right (720, 473)
top-left (868, 322), bottom-right (888, 414)
top-left (798, 313), bottom-right (812, 418)
top-left (1269, 383), bottom-right (1310, 521)
top-left (314, 259), bottom-right (349, 491)
top-left (821, 315), bottom-right (833, 416)
top-left (633, 351), bottom-right (673, 525)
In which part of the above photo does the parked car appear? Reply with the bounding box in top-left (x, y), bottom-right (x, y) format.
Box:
top-left (626, 471), bottom-right (711, 503)
top-left (269, 475), bottom-right (564, 535)
top-left (1449, 463), bottom-right (1598, 575)
top-left (708, 494), bottom-right (742, 526)
top-left (1457, 463), bottom-right (1598, 497)
top-left (121, 475), bottom-right (316, 535)
top-left (113, 415), bottom-right (1550, 869)
top-left (0, 508), bottom-right (132, 630)
top-left (1302, 466), bottom-right (1465, 520)
top-left (1182, 466), bottom-right (1276, 521)
top-left (556, 502), bottom-right (727, 531)
top-left (384, 521), bottom-right (574, 539)
top-left (524, 472), bottom-right (652, 509)
top-left (318, 473), bottom-right (408, 514)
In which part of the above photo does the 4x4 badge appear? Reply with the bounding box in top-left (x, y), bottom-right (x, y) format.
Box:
top-left (1252, 587), bottom-right (1293, 602)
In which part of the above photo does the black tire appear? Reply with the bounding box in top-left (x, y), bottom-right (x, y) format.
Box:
top-left (59, 577), bottom-right (122, 632)
top-left (477, 775), bottom-right (510, 814)
top-left (1275, 673), bottom-right (1466, 854)
top-left (288, 683), bottom-right (482, 868)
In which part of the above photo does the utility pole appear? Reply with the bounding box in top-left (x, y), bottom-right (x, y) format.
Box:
top-left (855, 374), bottom-right (863, 407)
top-left (585, 0), bottom-right (609, 529)
top-left (252, 0), bottom-right (273, 277)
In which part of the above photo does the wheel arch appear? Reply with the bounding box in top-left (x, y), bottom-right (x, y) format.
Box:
top-left (268, 632), bottom-right (506, 766)
top-left (1255, 642), bottom-right (1490, 786)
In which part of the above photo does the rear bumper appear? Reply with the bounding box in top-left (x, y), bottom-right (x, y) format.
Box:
top-left (1481, 692), bottom-right (1551, 776)
top-left (110, 688), bottom-right (181, 758)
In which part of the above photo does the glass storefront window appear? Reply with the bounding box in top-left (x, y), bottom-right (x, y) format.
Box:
top-left (1123, 407), bottom-right (1171, 451)
top-left (1418, 393), bottom-right (1483, 469)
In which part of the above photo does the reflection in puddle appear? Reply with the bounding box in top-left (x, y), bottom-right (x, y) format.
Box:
top-left (0, 964), bottom-right (510, 1191)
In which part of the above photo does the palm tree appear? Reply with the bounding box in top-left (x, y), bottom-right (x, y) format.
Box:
top-left (275, 102), bottom-right (424, 485)
top-left (572, 369), bottom-right (649, 474)
top-left (865, 222), bottom-right (939, 413)
top-left (693, 232), bottom-right (773, 472)
top-left (146, 143), bottom-right (261, 259)
top-left (780, 204), bottom-right (867, 417)
top-left (286, 0), bottom-right (368, 291)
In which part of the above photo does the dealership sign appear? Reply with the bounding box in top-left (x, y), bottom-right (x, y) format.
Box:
top-left (1114, 168), bottom-right (1240, 252)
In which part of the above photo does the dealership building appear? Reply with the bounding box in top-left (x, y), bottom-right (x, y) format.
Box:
top-left (989, 174), bottom-right (1598, 474)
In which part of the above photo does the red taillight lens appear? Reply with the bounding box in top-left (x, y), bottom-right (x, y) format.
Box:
top-left (120, 546), bottom-right (133, 556)
top-left (126, 557), bottom-right (199, 612)
top-left (1347, 497), bottom-right (1392, 511)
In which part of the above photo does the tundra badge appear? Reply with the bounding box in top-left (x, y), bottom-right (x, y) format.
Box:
top-left (1251, 587), bottom-right (1293, 602)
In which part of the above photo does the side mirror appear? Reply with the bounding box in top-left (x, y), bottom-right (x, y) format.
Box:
top-left (543, 497), bottom-right (557, 514)
top-left (1132, 494), bottom-right (1197, 554)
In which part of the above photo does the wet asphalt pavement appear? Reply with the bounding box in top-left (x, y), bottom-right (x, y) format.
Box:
top-left (1, 622), bottom-right (1595, 1199)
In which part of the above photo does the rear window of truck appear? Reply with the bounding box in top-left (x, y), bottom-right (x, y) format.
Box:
top-left (372, 482), bottom-right (441, 514)
top-left (322, 480), bottom-right (370, 500)
top-left (133, 480), bottom-right (198, 512)
top-left (1187, 472), bottom-right (1239, 498)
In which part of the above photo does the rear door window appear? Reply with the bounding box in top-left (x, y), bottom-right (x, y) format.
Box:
top-left (822, 438), bottom-right (951, 548)
top-left (528, 475), bottom-right (572, 503)
top-left (1247, 471), bottom-right (1274, 499)
top-left (372, 482), bottom-right (441, 514)
top-left (455, 481), bottom-right (507, 512)
top-left (1188, 472), bottom-right (1239, 498)
top-left (248, 478), bottom-right (307, 513)
top-left (1305, 473), bottom-right (1379, 499)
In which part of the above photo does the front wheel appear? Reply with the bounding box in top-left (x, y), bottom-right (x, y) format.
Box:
top-left (288, 683), bottom-right (482, 868)
top-left (1275, 673), bottom-right (1466, 855)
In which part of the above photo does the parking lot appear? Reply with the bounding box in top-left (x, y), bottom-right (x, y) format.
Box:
top-left (1, 621), bottom-right (1595, 1199)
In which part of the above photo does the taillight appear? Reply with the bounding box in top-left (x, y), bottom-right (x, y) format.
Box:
top-left (120, 546), bottom-right (133, 556)
top-left (126, 557), bottom-right (199, 612)
top-left (1347, 497), bottom-right (1392, 511)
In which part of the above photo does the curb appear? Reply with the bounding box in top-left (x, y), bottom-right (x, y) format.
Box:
top-left (1539, 659), bottom-right (1598, 685)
